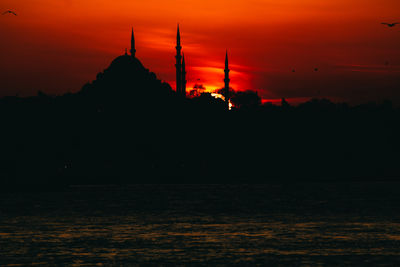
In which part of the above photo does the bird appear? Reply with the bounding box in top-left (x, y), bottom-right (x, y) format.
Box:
top-left (381, 22), bottom-right (399, 27)
top-left (2, 10), bottom-right (17, 16)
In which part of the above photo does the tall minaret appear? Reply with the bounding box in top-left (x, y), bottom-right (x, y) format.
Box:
top-left (175, 24), bottom-right (182, 96)
top-left (130, 28), bottom-right (136, 57)
top-left (224, 50), bottom-right (230, 109)
top-left (181, 53), bottom-right (187, 98)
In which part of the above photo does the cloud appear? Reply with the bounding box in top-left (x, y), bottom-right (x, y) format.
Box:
top-left (335, 64), bottom-right (400, 73)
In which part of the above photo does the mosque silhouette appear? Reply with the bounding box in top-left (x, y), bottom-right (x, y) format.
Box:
top-left (80, 26), bottom-right (231, 109)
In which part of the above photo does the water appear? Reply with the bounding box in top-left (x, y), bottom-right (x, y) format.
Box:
top-left (1, 183), bottom-right (400, 265)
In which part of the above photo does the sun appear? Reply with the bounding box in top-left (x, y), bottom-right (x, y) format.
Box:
top-left (211, 93), bottom-right (233, 110)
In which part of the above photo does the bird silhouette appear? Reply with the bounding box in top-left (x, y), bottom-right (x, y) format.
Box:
top-left (381, 22), bottom-right (399, 27)
top-left (2, 10), bottom-right (17, 16)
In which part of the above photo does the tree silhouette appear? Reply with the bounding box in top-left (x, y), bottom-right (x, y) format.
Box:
top-left (230, 90), bottom-right (261, 109)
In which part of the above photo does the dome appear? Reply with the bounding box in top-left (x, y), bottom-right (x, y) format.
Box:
top-left (109, 54), bottom-right (146, 72)
top-left (79, 51), bottom-right (173, 101)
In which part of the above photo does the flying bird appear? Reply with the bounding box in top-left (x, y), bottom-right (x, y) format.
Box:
top-left (2, 10), bottom-right (17, 16)
top-left (381, 22), bottom-right (399, 27)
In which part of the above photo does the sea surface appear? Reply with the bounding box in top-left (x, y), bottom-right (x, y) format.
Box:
top-left (1, 183), bottom-right (400, 266)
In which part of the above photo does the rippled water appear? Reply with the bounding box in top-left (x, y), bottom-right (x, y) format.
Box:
top-left (1, 183), bottom-right (400, 265)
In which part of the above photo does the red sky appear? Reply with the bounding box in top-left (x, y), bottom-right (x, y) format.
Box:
top-left (1, 0), bottom-right (400, 104)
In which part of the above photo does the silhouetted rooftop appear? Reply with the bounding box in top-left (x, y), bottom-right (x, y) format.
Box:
top-left (109, 54), bottom-right (146, 72)
top-left (79, 52), bottom-right (172, 101)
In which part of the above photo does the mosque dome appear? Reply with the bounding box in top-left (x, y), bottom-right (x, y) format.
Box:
top-left (109, 53), bottom-right (147, 73)
top-left (79, 29), bottom-right (173, 101)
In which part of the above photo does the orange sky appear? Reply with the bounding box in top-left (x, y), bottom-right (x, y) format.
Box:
top-left (1, 0), bottom-right (400, 104)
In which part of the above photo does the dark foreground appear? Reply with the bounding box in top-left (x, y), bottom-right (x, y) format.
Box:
top-left (1, 183), bottom-right (400, 266)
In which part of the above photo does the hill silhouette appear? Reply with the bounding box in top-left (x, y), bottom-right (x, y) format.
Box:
top-left (0, 51), bottom-right (400, 187)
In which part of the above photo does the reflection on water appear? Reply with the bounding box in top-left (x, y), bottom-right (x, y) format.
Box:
top-left (1, 183), bottom-right (400, 265)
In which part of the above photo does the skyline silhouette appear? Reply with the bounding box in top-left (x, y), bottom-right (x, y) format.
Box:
top-left (1, 0), bottom-right (400, 104)
top-left (1, 23), bottom-right (400, 107)
top-left (0, 27), bottom-right (399, 184)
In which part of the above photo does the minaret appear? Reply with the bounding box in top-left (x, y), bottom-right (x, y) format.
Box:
top-left (181, 53), bottom-right (187, 98)
top-left (224, 50), bottom-right (230, 109)
top-left (130, 28), bottom-right (136, 57)
top-left (175, 24), bottom-right (182, 96)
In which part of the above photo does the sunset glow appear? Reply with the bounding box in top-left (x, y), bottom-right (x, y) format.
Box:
top-left (210, 93), bottom-right (233, 110)
top-left (1, 0), bottom-right (400, 104)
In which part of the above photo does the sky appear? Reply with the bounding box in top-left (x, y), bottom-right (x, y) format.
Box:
top-left (1, 0), bottom-right (400, 104)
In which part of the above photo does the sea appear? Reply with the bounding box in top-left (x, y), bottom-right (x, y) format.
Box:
top-left (1, 183), bottom-right (400, 266)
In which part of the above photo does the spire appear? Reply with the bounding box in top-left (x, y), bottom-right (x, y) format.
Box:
top-left (130, 27), bottom-right (136, 57)
top-left (225, 50), bottom-right (228, 68)
top-left (175, 24), bottom-right (183, 96)
top-left (177, 24), bottom-right (181, 48)
top-left (224, 50), bottom-right (230, 109)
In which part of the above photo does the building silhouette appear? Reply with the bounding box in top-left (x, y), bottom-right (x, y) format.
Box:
top-left (224, 50), bottom-right (230, 109)
top-left (175, 25), bottom-right (186, 97)
top-left (79, 27), bottom-right (174, 103)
